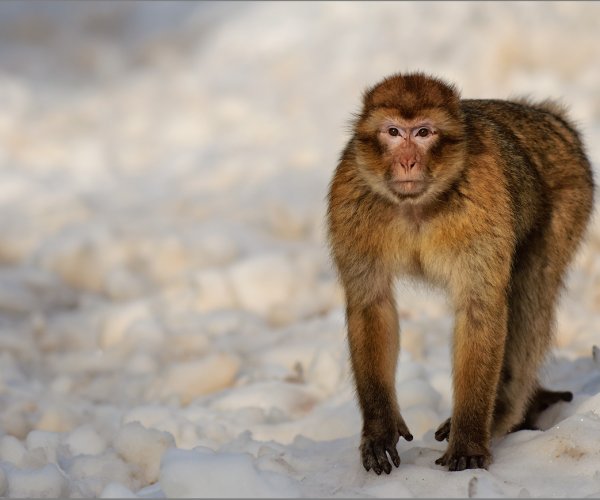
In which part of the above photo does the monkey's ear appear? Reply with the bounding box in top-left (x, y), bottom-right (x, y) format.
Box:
top-left (361, 86), bottom-right (377, 110)
top-left (345, 112), bottom-right (362, 136)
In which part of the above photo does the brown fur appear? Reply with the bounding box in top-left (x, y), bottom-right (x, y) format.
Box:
top-left (326, 72), bottom-right (594, 473)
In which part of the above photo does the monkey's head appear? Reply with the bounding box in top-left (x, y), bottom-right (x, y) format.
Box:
top-left (353, 73), bottom-right (466, 206)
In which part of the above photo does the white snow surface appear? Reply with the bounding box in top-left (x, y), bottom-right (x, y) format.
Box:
top-left (0, 1), bottom-right (599, 498)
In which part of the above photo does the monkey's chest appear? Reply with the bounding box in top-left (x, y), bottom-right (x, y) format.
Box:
top-left (393, 229), bottom-right (426, 277)
top-left (393, 224), bottom-right (458, 287)
top-left (398, 247), bottom-right (424, 277)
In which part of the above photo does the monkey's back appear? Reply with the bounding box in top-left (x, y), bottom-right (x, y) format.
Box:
top-left (460, 99), bottom-right (594, 244)
top-left (461, 99), bottom-right (594, 189)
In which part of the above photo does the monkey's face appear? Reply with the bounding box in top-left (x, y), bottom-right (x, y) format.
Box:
top-left (353, 73), bottom-right (466, 206)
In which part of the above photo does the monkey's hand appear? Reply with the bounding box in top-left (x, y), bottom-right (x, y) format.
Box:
top-left (360, 412), bottom-right (413, 475)
top-left (434, 441), bottom-right (491, 471)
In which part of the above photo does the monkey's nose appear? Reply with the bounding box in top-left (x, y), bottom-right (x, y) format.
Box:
top-left (401, 160), bottom-right (417, 171)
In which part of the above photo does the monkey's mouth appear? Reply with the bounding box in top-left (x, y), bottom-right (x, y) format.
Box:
top-left (389, 180), bottom-right (427, 197)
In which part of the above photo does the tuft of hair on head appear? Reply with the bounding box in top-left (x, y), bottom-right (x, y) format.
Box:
top-left (361, 72), bottom-right (462, 119)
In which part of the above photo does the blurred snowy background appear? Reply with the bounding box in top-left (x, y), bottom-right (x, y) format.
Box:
top-left (0, 1), bottom-right (599, 497)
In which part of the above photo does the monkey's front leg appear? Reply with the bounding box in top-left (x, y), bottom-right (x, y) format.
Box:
top-left (347, 288), bottom-right (413, 475)
top-left (435, 293), bottom-right (508, 471)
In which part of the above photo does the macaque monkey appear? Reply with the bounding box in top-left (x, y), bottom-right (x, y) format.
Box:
top-left (327, 73), bottom-right (594, 473)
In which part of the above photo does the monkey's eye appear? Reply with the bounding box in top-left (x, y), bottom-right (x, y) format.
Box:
top-left (416, 127), bottom-right (430, 138)
top-left (388, 127), bottom-right (400, 137)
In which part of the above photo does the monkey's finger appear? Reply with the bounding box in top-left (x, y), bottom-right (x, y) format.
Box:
top-left (364, 455), bottom-right (381, 475)
top-left (361, 445), bottom-right (378, 474)
top-left (396, 415), bottom-right (414, 442)
top-left (434, 455), bottom-right (447, 466)
top-left (559, 391), bottom-right (573, 402)
top-left (372, 458), bottom-right (382, 475)
top-left (368, 446), bottom-right (389, 476)
top-left (434, 418), bottom-right (451, 442)
top-left (450, 456), bottom-right (468, 472)
top-left (386, 444), bottom-right (401, 468)
top-left (538, 388), bottom-right (574, 406)
top-left (373, 443), bottom-right (392, 475)
top-left (360, 443), bottom-right (370, 471)
top-left (398, 425), bottom-right (413, 442)
top-left (362, 452), bottom-right (370, 472)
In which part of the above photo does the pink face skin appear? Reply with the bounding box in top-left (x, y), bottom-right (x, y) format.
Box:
top-left (378, 120), bottom-right (438, 198)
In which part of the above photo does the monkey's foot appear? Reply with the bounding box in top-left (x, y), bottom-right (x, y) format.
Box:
top-left (360, 415), bottom-right (413, 475)
top-left (514, 387), bottom-right (573, 431)
top-left (434, 417), bottom-right (451, 442)
top-left (435, 443), bottom-right (491, 471)
top-left (437, 387), bottom-right (573, 441)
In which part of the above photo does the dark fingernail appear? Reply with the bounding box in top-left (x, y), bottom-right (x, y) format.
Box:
top-left (383, 462), bottom-right (391, 474)
top-left (405, 433), bottom-right (413, 441)
top-left (393, 456), bottom-right (400, 467)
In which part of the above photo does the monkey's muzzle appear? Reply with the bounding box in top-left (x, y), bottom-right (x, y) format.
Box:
top-left (389, 180), bottom-right (427, 196)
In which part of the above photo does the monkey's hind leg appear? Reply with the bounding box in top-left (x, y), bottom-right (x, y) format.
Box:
top-left (493, 193), bottom-right (591, 435)
top-left (436, 191), bottom-right (590, 443)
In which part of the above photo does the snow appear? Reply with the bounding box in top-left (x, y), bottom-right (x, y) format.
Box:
top-left (113, 422), bottom-right (175, 485)
top-left (5, 463), bottom-right (68, 498)
top-left (64, 425), bottom-right (107, 457)
top-left (0, 1), bottom-right (599, 498)
top-left (159, 448), bottom-right (300, 498)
